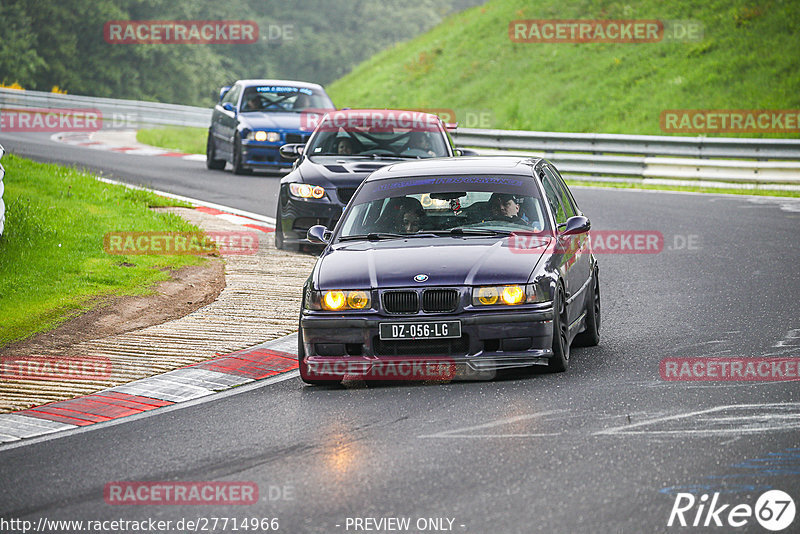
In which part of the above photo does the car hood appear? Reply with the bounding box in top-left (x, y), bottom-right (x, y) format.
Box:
top-left (238, 112), bottom-right (310, 131)
top-left (297, 156), bottom-right (399, 189)
top-left (315, 237), bottom-right (549, 289)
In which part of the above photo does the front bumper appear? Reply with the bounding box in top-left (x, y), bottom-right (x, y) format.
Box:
top-left (300, 308), bottom-right (555, 377)
top-left (278, 197), bottom-right (344, 244)
top-left (241, 142), bottom-right (292, 169)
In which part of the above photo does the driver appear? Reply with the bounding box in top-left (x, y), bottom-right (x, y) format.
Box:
top-left (336, 137), bottom-right (354, 155)
top-left (404, 131), bottom-right (436, 157)
top-left (489, 193), bottom-right (526, 225)
top-left (242, 93), bottom-right (261, 111)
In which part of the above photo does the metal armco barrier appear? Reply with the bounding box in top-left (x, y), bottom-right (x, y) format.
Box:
top-left (2, 88), bottom-right (799, 183)
top-left (0, 143), bottom-right (5, 236)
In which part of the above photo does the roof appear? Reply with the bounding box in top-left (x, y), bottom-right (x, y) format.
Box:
top-left (364, 156), bottom-right (543, 182)
top-left (235, 79), bottom-right (326, 91)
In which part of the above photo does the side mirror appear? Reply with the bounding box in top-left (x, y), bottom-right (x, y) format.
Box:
top-left (222, 102), bottom-right (236, 113)
top-left (456, 148), bottom-right (479, 156)
top-left (307, 225), bottom-right (330, 244)
top-left (218, 86), bottom-right (232, 101)
top-left (280, 143), bottom-right (305, 161)
top-left (560, 216), bottom-right (591, 236)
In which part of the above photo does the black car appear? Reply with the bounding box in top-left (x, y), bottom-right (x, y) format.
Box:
top-left (298, 156), bottom-right (600, 384)
top-left (206, 79), bottom-right (335, 174)
top-left (274, 109), bottom-right (467, 250)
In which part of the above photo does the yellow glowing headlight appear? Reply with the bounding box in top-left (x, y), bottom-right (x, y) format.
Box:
top-left (501, 285), bottom-right (525, 305)
top-left (315, 290), bottom-right (372, 311)
top-left (473, 285), bottom-right (526, 306)
top-left (474, 286), bottom-right (499, 306)
top-left (347, 290), bottom-right (369, 309)
top-left (254, 131), bottom-right (268, 141)
top-left (322, 290), bottom-right (346, 310)
top-left (289, 183), bottom-right (325, 199)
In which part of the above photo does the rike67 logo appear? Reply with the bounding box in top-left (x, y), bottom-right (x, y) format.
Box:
top-left (668, 490), bottom-right (796, 531)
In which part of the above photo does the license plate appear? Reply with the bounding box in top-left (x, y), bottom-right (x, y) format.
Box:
top-left (379, 321), bottom-right (461, 340)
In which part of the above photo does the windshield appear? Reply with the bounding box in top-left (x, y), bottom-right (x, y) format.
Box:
top-left (337, 176), bottom-right (550, 239)
top-left (239, 85), bottom-right (334, 113)
top-left (305, 120), bottom-right (449, 158)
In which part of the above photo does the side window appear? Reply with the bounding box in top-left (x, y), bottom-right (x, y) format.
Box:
top-left (222, 85), bottom-right (241, 106)
top-left (547, 165), bottom-right (580, 216)
top-left (544, 166), bottom-right (576, 219)
top-left (540, 171), bottom-right (567, 226)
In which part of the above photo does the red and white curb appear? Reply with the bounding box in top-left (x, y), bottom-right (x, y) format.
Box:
top-left (0, 334), bottom-right (298, 444)
top-left (51, 131), bottom-right (205, 162)
top-left (0, 186), bottom-right (285, 445)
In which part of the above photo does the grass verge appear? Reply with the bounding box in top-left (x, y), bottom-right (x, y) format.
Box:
top-left (0, 154), bottom-right (207, 346)
top-left (137, 126), bottom-right (206, 155)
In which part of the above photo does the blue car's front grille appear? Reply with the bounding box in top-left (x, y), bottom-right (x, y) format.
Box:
top-left (382, 289), bottom-right (459, 314)
top-left (285, 133), bottom-right (309, 144)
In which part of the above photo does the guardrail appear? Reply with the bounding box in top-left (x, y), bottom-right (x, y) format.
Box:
top-left (2, 88), bottom-right (799, 184)
top-left (0, 87), bottom-right (210, 128)
top-left (0, 143), bottom-right (5, 237)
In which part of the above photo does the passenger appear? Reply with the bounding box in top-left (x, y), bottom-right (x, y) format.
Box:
top-left (336, 137), bottom-right (354, 155)
top-left (375, 197), bottom-right (426, 233)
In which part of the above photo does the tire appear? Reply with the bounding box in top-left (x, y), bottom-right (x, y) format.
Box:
top-left (298, 323), bottom-right (341, 385)
top-left (574, 269), bottom-right (600, 347)
top-left (206, 133), bottom-right (225, 170)
top-left (547, 287), bottom-right (570, 373)
top-left (232, 133), bottom-right (251, 175)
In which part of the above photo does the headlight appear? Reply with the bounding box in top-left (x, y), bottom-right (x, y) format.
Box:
top-left (248, 131), bottom-right (280, 142)
top-left (472, 284), bottom-right (548, 306)
top-left (289, 183), bottom-right (325, 199)
top-left (306, 290), bottom-right (371, 311)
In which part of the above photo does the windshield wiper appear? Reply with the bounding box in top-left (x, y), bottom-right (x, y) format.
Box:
top-left (339, 232), bottom-right (439, 241)
top-left (430, 228), bottom-right (512, 237)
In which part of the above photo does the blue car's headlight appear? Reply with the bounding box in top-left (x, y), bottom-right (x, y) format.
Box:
top-left (306, 290), bottom-right (371, 311)
top-left (247, 130), bottom-right (280, 142)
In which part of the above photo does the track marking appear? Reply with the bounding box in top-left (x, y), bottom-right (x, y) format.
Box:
top-left (418, 412), bottom-right (563, 438)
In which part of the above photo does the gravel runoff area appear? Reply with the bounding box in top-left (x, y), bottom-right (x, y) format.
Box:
top-left (0, 208), bottom-right (318, 412)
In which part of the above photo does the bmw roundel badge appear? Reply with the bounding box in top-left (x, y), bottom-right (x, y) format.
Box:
top-left (414, 274), bottom-right (428, 283)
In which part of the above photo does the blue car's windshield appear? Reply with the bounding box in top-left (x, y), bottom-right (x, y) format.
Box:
top-left (240, 85), bottom-right (334, 113)
top-left (338, 178), bottom-right (550, 239)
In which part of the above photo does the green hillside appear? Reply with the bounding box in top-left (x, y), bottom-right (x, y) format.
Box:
top-left (328, 0), bottom-right (800, 137)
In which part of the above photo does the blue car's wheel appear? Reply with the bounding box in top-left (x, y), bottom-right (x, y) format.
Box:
top-left (206, 133), bottom-right (225, 170)
top-left (232, 133), bottom-right (251, 175)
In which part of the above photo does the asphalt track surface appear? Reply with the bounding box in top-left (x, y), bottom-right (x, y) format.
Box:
top-left (1, 131), bottom-right (799, 533)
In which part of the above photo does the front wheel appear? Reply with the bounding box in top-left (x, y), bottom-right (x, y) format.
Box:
top-left (206, 133), bottom-right (225, 170)
top-left (573, 269), bottom-right (600, 347)
top-left (547, 288), bottom-right (570, 373)
top-left (232, 133), bottom-right (252, 175)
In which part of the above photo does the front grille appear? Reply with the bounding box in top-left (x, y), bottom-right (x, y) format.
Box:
top-left (422, 289), bottom-right (458, 313)
top-left (285, 133), bottom-right (309, 144)
top-left (337, 187), bottom-right (357, 204)
top-left (383, 291), bottom-right (418, 314)
top-left (373, 335), bottom-right (470, 357)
